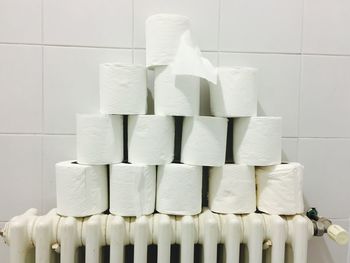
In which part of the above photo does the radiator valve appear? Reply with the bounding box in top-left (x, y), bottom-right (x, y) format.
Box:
top-left (307, 208), bottom-right (349, 245)
top-left (52, 243), bottom-right (60, 253)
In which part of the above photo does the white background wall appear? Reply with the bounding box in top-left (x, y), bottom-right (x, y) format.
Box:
top-left (0, 0), bottom-right (349, 262)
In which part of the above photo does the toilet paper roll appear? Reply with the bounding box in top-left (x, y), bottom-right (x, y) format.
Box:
top-left (181, 116), bottom-right (228, 166)
top-left (77, 114), bottom-right (123, 165)
top-left (146, 14), bottom-right (217, 84)
top-left (233, 117), bottom-right (281, 166)
top-left (256, 163), bottom-right (304, 215)
top-left (208, 164), bottom-right (256, 214)
top-left (146, 14), bottom-right (190, 67)
top-left (156, 164), bottom-right (202, 215)
top-left (154, 65), bottom-right (200, 116)
top-left (110, 163), bottom-right (156, 216)
top-left (128, 115), bottom-right (174, 164)
top-left (100, 63), bottom-right (147, 114)
top-left (210, 67), bottom-right (257, 117)
top-left (56, 161), bottom-right (108, 217)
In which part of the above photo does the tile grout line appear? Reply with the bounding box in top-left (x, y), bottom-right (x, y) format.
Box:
top-left (40, 0), bottom-right (45, 215)
top-left (296, 136), bottom-right (350, 140)
top-left (131, 0), bottom-right (135, 63)
top-left (296, 0), bottom-right (305, 161)
top-left (0, 42), bottom-right (133, 50)
top-left (299, 0), bottom-right (305, 55)
top-left (1, 42), bottom-right (350, 57)
top-left (41, 0), bottom-right (44, 45)
top-left (216, 0), bottom-right (222, 65)
top-left (296, 56), bottom-right (303, 162)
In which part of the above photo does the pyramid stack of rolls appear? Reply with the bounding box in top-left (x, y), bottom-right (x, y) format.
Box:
top-left (55, 14), bottom-right (304, 218)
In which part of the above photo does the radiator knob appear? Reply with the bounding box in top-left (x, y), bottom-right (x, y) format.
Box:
top-left (327, 224), bottom-right (349, 245)
top-left (52, 243), bottom-right (61, 253)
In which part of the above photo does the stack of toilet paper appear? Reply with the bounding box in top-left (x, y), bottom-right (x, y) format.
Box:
top-left (55, 13), bottom-right (304, 218)
top-left (206, 57), bottom-right (303, 216)
top-left (206, 59), bottom-right (304, 216)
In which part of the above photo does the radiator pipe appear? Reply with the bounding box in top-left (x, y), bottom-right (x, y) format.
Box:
top-left (306, 207), bottom-right (349, 245)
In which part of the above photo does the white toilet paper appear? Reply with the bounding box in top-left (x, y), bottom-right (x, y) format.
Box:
top-left (77, 114), bottom-right (123, 165)
top-left (56, 161), bottom-right (108, 217)
top-left (210, 67), bottom-right (257, 117)
top-left (128, 115), bottom-right (174, 165)
top-left (146, 14), bottom-right (190, 67)
top-left (181, 116), bottom-right (228, 166)
top-left (110, 163), bottom-right (156, 216)
top-left (99, 63), bottom-right (147, 114)
top-left (256, 163), bottom-right (304, 215)
top-left (233, 117), bottom-right (281, 166)
top-left (170, 30), bottom-right (217, 84)
top-left (156, 163), bottom-right (202, 215)
top-left (146, 14), bottom-right (217, 84)
top-left (154, 65), bottom-right (200, 116)
top-left (208, 164), bottom-right (256, 214)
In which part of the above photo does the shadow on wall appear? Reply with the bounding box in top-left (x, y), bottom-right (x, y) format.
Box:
top-left (200, 79), bottom-right (211, 116)
top-left (308, 236), bottom-right (347, 263)
top-left (257, 100), bottom-right (266, 116)
top-left (281, 149), bottom-right (289, 163)
top-left (146, 69), bottom-right (155, 115)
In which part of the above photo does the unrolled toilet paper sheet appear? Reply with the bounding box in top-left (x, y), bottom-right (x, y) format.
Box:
top-left (154, 65), bottom-right (200, 116)
top-left (171, 30), bottom-right (217, 84)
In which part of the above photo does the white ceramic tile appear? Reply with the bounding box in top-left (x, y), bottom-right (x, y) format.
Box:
top-left (133, 0), bottom-right (219, 50)
top-left (303, 0), bottom-right (350, 55)
top-left (0, 222), bottom-right (9, 263)
top-left (0, 0), bottom-right (41, 43)
top-left (219, 53), bottom-right (300, 137)
top-left (43, 0), bottom-right (132, 47)
top-left (0, 135), bottom-right (42, 221)
top-left (42, 135), bottom-right (76, 213)
top-left (203, 53), bottom-right (218, 66)
top-left (282, 138), bottom-right (298, 163)
top-left (308, 218), bottom-right (349, 263)
top-left (219, 0), bottom-right (303, 53)
top-left (134, 49), bottom-right (218, 66)
top-left (43, 46), bottom-right (132, 134)
top-left (0, 45), bottom-right (42, 133)
top-left (298, 138), bottom-right (350, 218)
top-left (299, 55), bottom-right (350, 138)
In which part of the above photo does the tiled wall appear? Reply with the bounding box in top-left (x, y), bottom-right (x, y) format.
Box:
top-left (0, 0), bottom-right (349, 262)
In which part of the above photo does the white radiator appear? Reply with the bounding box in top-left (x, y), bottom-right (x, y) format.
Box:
top-left (1, 208), bottom-right (314, 263)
